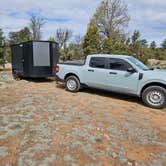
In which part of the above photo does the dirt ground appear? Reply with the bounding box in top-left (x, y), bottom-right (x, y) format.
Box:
top-left (0, 71), bottom-right (166, 166)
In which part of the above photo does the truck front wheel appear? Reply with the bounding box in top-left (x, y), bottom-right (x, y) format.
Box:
top-left (142, 86), bottom-right (166, 109)
top-left (65, 76), bottom-right (80, 92)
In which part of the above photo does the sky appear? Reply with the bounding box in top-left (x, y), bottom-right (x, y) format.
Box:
top-left (0, 0), bottom-right (166, 46)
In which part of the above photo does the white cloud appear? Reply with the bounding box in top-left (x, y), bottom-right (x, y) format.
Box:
top-left (0, 0), bottom-right (101, 38)
top-left (125, 0), bottom-right (166, 45)
top-left (0, 0), bottom-right (165, 45)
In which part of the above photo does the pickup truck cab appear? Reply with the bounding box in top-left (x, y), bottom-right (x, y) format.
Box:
top-left (55, 54), bottom-right (166, 109)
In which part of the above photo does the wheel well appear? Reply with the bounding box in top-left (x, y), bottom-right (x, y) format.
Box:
top-left (64, 73), bottom-right (80, 81)
top-left (141, 82), bottom-right (166, 96)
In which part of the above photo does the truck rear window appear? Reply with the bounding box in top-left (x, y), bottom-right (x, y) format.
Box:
top-left (89, 57), bottom-right (105, 69)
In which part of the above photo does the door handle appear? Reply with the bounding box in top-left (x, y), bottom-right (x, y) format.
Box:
top-left (88, 69), bottom-right (94, 72)
top-left (109, 72), bottom-right (117, 75)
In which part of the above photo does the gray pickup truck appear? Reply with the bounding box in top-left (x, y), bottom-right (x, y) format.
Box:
top-left (55, 54), bottom-right (166, 109)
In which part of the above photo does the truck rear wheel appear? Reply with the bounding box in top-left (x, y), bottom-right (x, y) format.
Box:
top-left (142, 86), bottom-right (166, 109)
top-left (65, 76), bottom-right (80, 92)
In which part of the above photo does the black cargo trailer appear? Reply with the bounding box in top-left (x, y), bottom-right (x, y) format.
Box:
top-left (11, 41), bottom-right (59, 78)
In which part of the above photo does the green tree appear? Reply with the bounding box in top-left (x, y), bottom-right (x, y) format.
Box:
top-left (59, 35), bottom-right (84, 61)
top-left (19, 27), bottom-right (32, 42)
top-left (48, 37), bottom-right (56, 42)
top-left (125, 37), bottom-right (131, 46)
top-left (0, 29), bottom-right (5, 67)
top-left (129, 30), bottom-right (141, 56)
top-left (102, 38), bottom-right (128, 55)
top-left (55, 28), bottom-right (73, 60)
top-left (140, 39), bottom-right (148, 49)
top-left (131, 30), bottom-right (140, 44)
top-left (91, 0), bottom-right (130, 41)
top-left (129, 30), bottom-right (149, 63)
top-left (83, 24), bottom-right (101, 56)
top-left (130, 30), bottom-right (148, 50)
top-left (8, 31), bottom-right (19, 44)
top-left (150, 41), bottom-right (156, 50)
top-left (9, 27), bottom-right (32, 44)
top-left (102, 38), bottom-right (113, 54)
top-left (0, 29), bottom-right (5, 46)
top-left (161, 38), bottom-right (166, 50)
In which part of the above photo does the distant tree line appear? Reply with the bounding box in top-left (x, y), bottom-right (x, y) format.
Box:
top-left (82, 0), bottom-right (166, 63)
top-left (0, 0), bottom-right (166, 68)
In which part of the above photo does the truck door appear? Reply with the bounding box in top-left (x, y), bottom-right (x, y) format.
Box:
top-left (83, 57), bottom-right (108, 90)
top-left (106, 58), bottom-right (139, 94)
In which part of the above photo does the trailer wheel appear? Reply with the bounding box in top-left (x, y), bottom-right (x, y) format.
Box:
top-left (15, 76), bottom-right (21, 81)
top-left (13, 74), bottom-right (21, 81)
top-left (65, 76), bottom-right (80, 92)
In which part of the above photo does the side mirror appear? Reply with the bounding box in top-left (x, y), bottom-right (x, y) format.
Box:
top-left (127, 67), bottom-right (136, 73)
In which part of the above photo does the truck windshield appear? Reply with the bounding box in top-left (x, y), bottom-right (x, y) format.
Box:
top-left (127, 57), bottom-right (150, 70)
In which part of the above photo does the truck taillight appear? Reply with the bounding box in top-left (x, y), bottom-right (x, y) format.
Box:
top-left (55, 65), bottom-right (59, 73)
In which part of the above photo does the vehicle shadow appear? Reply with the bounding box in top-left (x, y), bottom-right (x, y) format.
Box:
top-left (56, 83), bottom-right (143, 106)
top-left (81, 88), bottom-right (143, 105)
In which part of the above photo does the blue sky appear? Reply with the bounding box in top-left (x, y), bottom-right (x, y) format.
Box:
top-left (0, 0), bottom-right (166, 46)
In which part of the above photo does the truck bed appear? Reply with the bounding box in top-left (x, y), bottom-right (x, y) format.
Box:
top-left (59, 61), bottom-right (85, 66)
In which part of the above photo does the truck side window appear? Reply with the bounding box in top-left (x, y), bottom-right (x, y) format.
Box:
top-left (90, 57), bottom-right (105, 69)
top-left (108, 58), bottom-right (132, 71)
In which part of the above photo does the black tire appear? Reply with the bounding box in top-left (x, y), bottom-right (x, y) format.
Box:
top-left (65, 76), bottom-right (80, 92)
top-left (13, 74), bottom-right (21, 81)
top-left (142, 86), bottom-right (166, 109)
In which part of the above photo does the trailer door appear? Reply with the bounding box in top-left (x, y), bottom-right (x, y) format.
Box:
top-left (11, 44), bottom-right (24, 77)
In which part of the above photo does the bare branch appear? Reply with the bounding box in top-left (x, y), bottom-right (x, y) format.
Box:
top-left (30, 15), bottom-right (45, 40)
top-left (56, 28), bottom-right (72, 49)
top-left (91, 0), bottom-right (130, 41)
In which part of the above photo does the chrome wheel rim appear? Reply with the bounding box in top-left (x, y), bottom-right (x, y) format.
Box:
top-left (67, 79), bottom-right (77, 91)
top-left (147, 90), bottom-right (164, 107)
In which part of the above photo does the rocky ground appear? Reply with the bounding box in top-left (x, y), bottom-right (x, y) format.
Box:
top-left (0, 71), bottom-right (166, 166)
top-left (148, 59), bottom-right (166, 69)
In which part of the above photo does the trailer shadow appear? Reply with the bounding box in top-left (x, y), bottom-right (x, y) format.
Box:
top-left (24, 77), bottom-right (55, 83)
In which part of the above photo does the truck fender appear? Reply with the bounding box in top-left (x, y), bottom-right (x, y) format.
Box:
top-left (138, 79), bottom-right (166, 96)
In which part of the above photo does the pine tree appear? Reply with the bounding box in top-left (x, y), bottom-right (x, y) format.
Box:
top-left (0, 29), bottom-right (4, 46)
top-left (0, 29), bottom-right (5, 67)
top-left (19, 27), bottom-right (32, 42)
top-left (48, 37), bottom-right (56, 42)
top-left (9, 27), bottom-right (32, 44)
top-left (131, 30), bottom-right (140, 44)
top-left (150, 41), bottom-right (156, 50)
top-left (102, 38), bottom-right (113, 54)
top-left (83, 24), bottom-right (100, 56)
top-left (161, 39), bottom-right (166, 50)
top-left (129, 30), bottom-right (150, 63)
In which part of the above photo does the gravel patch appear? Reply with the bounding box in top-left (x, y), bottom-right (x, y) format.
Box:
top-left (0, 72), bottom-right (165, 166)
top-left (0, 146), bottom-right (9, 158)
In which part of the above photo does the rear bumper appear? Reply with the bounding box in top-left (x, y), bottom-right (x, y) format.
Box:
top-left (55, 75), bottom-right (64, 82)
